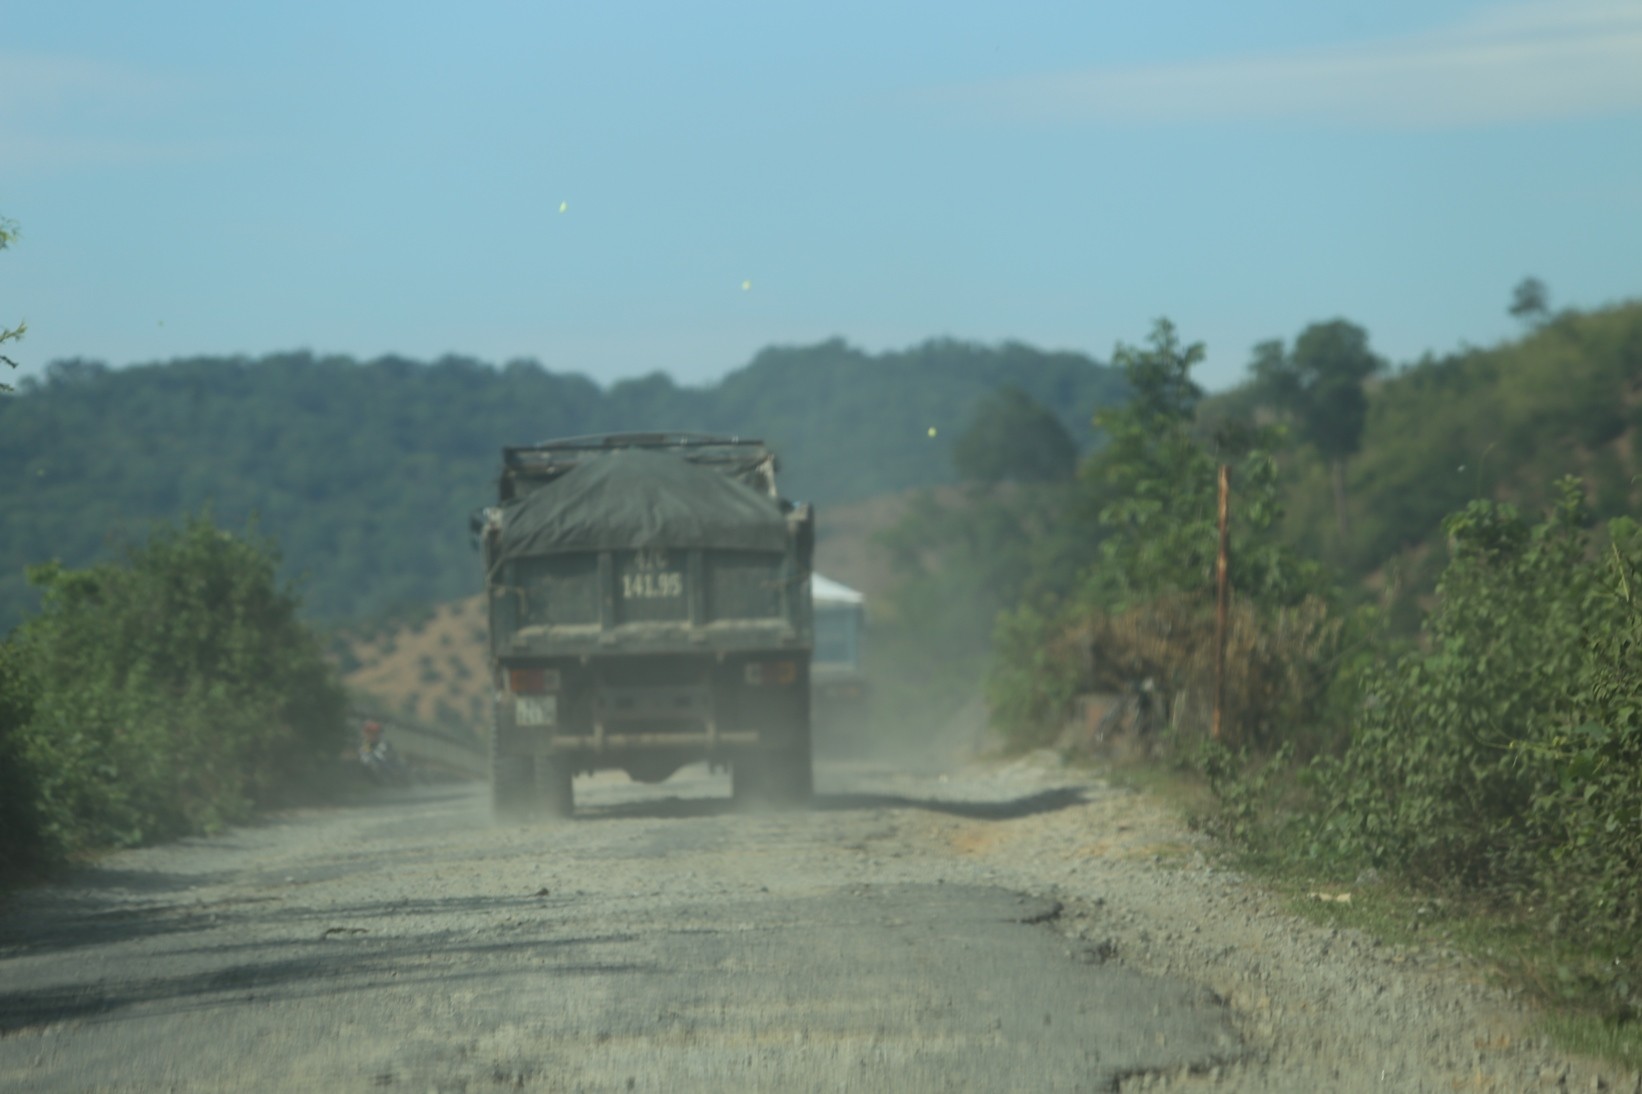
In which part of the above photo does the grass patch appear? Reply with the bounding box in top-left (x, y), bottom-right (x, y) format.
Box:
top-left (1097, 752), bottom-right (1216, 816)
top-left (1112, 753), bottom-right (1642, 1072)
top-left (1541, 1013), bottom-right (1642, 1073)
top-left (1275, 871), bottom-right (1468, 956)
top-left (1254, 834), bottom-right (1642, 1070)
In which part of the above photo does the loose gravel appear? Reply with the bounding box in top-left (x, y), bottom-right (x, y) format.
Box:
top-left (879, 750), bottom-right (1642, 1093)
top-left (2, 751), bottom-right (1639, 1092)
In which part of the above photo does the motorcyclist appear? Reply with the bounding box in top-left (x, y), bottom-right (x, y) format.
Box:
top-left (358, 719), bottom-right (405, 783)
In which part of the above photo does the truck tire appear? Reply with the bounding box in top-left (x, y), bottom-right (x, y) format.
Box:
top-left (774, 708), bottom-right (814, 806)
top-left (730, 754), bottom-right (762, 804)
top-left (536, 755), bottom-right (574, 819)
top-left (492, 757), bottom-right (536, 821)
top-left (779, 744), bottom-right (813, 804)
top-left (732, 744), bottom-right (811, 809)
top-left (489, 706), bottom-right (535, 818)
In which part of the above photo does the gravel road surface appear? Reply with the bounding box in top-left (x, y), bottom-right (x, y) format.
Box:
top-left (2, 754), bottom-right (1638, 1092)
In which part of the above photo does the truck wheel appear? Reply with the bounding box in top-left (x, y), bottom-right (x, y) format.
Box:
top-left (730, 755), bottom-right (762, 804)
top-left (773, 709), bottom-right (814, 806)
top-left (490, 713), bottom-right (535, 821)
top-left (732, 746), bottom-right (811, 809)
top-left (537, 755), bottom-right (574, 819)
top-left (779, 745), bottom-right (813, 805)
top-left (492, 756), bottom-right (536, 822)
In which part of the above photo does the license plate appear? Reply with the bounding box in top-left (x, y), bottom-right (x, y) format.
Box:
top-left (515, 695), bottom-right (557, 726)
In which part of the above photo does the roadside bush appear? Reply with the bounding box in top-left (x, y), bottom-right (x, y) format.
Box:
top-left (987, 320), bottom-right (1336, 754)
top-left (6, 515), bottom-right (346, 863)
top-left (872, 480), bottom-right (1092, 754)
top-left (1307, 479), bottom-right (1642, 1017)
top-left (992, 592), bottom-right (1348, 758)
top-left (987, 603), bottom-right (1086, 752)
top-left (1098, 594), bottom-right (1343, 754)
top-left (0, 640), bottom-right (45, 878)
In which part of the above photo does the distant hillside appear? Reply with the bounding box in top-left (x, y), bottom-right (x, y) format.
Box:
top-left (0, 338), bottom-right (1124, 629)
top-left (1218, 301), bottom-right (1642, 606)
top-left (342, 596), bottom-right (491, 732)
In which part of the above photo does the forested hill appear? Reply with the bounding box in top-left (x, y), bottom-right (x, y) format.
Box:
top-left (1263, 301), bottom-right (1642, 596)
top-left (0, 338), bottom-right (1124, 629)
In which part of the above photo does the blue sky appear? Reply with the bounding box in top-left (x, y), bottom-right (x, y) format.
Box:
top-left (2, 0), bottom-right (1640, 391)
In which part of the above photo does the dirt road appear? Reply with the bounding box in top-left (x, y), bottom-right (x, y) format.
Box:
top-left (1, 756), bottom-right (1635, 1092)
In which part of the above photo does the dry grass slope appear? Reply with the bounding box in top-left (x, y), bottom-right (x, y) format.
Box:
top-left (344, 596), bottom-right (491, 734)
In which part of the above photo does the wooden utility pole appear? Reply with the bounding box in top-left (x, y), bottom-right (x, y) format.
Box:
top-left (1212, 464), bottom-right (1230, 742)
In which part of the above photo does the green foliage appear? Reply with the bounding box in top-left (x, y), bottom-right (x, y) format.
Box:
top-left (1082, 320), bottom-right (1321, 613)
top-left (986, 319), bottom-right (1334, 750)
top-left (1246, 319), bottom-right (1384, 545)
top-left (986, 603), bottom-right (1084, 752)
top-left (906, 302), bottom-right (1642, 1029)
top-left (0, 216), bottom-right (22, 385)
top-left (0, 640), bottom-right (45, 878)
top-left (870, 480), bottom-right (1093, 748)
top-left (2, 514), bottom-right (346, 871)
top-left (1267, 301), bottom-right (1642, 577)
top-left (1082, 319), bottom-right (1209, 606)
top-left (1510, 277), bottom-right (1551, 326)
top-left (952, 386), bottom-right (1077, 485)
top-left (1248, 320), bottom-right (1383, 465)
top-left (0, 340), bottom-right (1124, 630)
top-left (1302, 478), bottom-right (1642, 1018)
top-left (1187, 738), bottom-right (1297, 850)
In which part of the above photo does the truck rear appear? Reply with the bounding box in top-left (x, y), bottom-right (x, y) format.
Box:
top-left (473, 433), bottom-right (815, 818)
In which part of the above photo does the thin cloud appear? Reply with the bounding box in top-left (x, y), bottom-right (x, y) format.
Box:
top-left (0, 53), bottom-right (177, 115)
top-left (947, 0), bottom-right (1642, 128)
top-left (0, 53), bottom-right (201, 169)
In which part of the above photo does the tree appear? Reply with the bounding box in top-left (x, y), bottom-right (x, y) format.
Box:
top-left (985, 320), bottom-right (1326, 751)
top-left (1248, 319), bottom-right (1383, 541)
top-left (952, 386), bottom-right (1077, 485)
top-left (0, 217), bottom-right (23, 390)
top-left (14, 515), bottom-right (347, 855)
top-left (1508, 277), bottom-right (1550, 326)
top-left (0, 214), bottom-right (32, 876)
top-left (1083, 319), bottom-right (1212, 606)
top-left (1085, 319), bottom-right (1306, 610)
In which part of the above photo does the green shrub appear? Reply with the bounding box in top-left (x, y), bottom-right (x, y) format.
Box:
top-left (1268, 302), bottom-right (1642, 582)
top-left (986, 320), bottom-right (1334, 753)
top-left (4, 514), bottom-right (346, 865)
top-left (987, 603), bottom-right (1086, 752)
top-left (0, 641), bottom-right (45, 876)
top-left (1308, 479), bottom-right (1642, 1017)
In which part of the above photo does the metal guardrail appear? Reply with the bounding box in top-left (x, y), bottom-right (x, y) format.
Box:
top-left (350, 709), bottom-right (488, 779)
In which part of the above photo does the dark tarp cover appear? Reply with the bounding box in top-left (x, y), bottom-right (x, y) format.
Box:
top-left (498, 448), bottom-right (789, 559)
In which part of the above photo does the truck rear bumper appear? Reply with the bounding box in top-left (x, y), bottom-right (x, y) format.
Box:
top-left (545, 729), bottom-right (759, 751)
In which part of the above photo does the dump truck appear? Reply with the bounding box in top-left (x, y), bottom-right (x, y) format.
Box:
top-left (472, 433), bottom-right (815, 818)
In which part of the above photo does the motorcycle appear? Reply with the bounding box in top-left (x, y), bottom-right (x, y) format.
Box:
top-left (354, 721), bottom-right (412, 786)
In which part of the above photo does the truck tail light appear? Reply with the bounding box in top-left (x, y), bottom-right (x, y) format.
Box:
top-left (744, 660), bottom-right (798, 686)
top-left (508, 667), bottom-right (560, 694)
